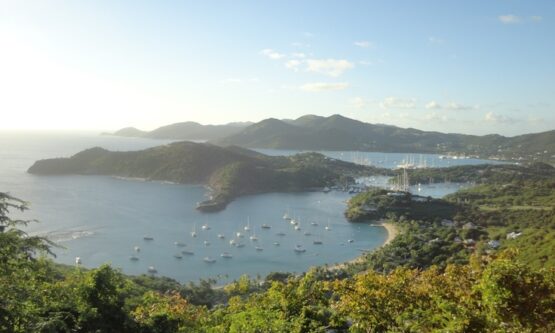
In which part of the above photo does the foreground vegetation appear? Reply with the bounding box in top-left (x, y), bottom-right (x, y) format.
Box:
top-left (3, 174), bottom-right (555, 332)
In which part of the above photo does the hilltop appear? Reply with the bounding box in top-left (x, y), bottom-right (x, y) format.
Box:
top-left (214, 114), bottom-right (555, 163)
top-left (28, 142), bottom-right (380, 211)
top-left (107, 121), bottom-right (252, 141)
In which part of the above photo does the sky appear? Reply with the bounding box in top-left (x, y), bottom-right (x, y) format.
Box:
top-left (0, 0), bottom-right (554, 136)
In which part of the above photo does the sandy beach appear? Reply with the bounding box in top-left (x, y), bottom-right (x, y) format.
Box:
top-left (327, 222), bottom-right (400, 270)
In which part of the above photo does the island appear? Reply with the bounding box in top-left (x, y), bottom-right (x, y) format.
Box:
top-left (28, 141), bottom-right (385, 212)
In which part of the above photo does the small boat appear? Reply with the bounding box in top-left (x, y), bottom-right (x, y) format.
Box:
top-left (261, 224), bottom-right (271, 229)
top-left (348, 239), bottom-right (354, 243)
top-left (249, 235), bottom-right (258, 241)
top-left (325, 220), bottom-right (331, 231)
top-left (293, 245), bottom-right (306, 253)
top-left (236, 243), bottom-right (246, 248)
top-left (273, 241), bottom-right (280, 246)
top-left (221, 252), bottom-right (233, 258)
top-left (218, 234), bottom-right (225, 239)
top-left (203, 240), bottom-right (210, 246)
top-left (294, 225), bottom-right (301, 231)
top-left (290, 219), bottom-right (297, 225)
top-left (134, 246), bottom-right (141, 252)
top-left (276, 232), bottom-right (286, 236)
top-left (203, 257), bottom-right (216, 263)
top-left (229, 239), bottom-right (237, 246)
top-left (244, 217), bottom-right (251, 231)
top-left (181, 250), bottom-right (195, 255)
top-left (147, 266), bottom-right (157, 273)
top-left (304, 232), bottom-right (311, 236)
top-left (255, 246), bottom-right (263, 251)
top-left (191, 223), bottom-right (197, 238)
top-left (313, 240), bottom-right (323, 245)
top-left (129, 255), bottom-right (139, 261)
top-left (174, 254), bottom-right (183, 259)
top-left (236, 232), bottom-right (244, 238)
top-left (310, 222), bottom-right (318, 226)
top-left (201, 224), bottom-right (211, 230)
top-left (143, 236), bottom-right (154, 241)
top-left (174, 241), bottom-right (187, 247)
top-left (75, 257), bottom-right (81, 265)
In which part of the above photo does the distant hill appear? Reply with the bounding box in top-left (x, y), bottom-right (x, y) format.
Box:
top-left (108, 121), bottom-right (253, 141)
top-left (215, 114), bottom-right (555, 163)
top-left (28, 142), bottom-right (380, 212)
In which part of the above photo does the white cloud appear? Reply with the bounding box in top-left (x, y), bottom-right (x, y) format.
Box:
top-left (285, 59), bottom-right (302, 71)
top-left (354, 40), bottom-right (372, 48)
top-left (498, 14), bottom-right (521, 24)
top-left (300, 82), bottom-right (349, 92)
top-left (424, 112), bottom-right (448, 123)
top-left (380, 97), bottom-right (417, 109)
top-left (349, 97), bottom-right (368, 109)
top-left (260, 48), bottom-right (285, 60)
top-left (305, 59), bottom-right (354, 77)
top-left (484, 112), bottom-right (517, 124)
top-left (425, 101), bottom-right (475, 110)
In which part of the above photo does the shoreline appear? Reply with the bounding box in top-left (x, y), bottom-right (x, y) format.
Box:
top-left (327, 221), bottom-right (399, 271)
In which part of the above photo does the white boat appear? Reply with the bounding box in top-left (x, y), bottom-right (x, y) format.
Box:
top-left (290, 219), bottom-right (297, 225)
top-left (129, 255), bottom-right (139, 261)
top-left (313, 240), bottom-right (323, 245)
top-left (229, 239), bottom-right (237, 246)
top-left (181, 250), bottom-right (194, 255)
top-left (261, 224), bottom-right (271, 229)
top-left (143, 236), bottom-right (154, 241)
top-left (325, 220), bottom-right (331, 231)
top-left (236, 232), bottom-right (244, 238)
top-left (294, 225), bottom-right (301, 231)
top-left (147, 266), bottom-right (157, 273)
top-left (244, 217), bottom-right (251, 231)
top-left (273, 242), bottom-right (280, 246)
top-left (191, 223), bottom-right (197, 238)
top-left (221, 252), bottom-right (233, 258)
top-left (203, 257), bottom-right (216, 263)
top-left (75, 257), bottom-right (81, 265)
top-left (174, 241), bottom-right (187, 247)
top-left (249, 234), bottom-right (258, 241)
top-left (310, 222), bottom-right (318, 226)
top-left (201, 224), bottom-right (211, 230)
top-left (255, 246), bottom-right (263, 251)
top-left (293, 245), bottom-right (306, 253)
top-left (236, 243), bottom-right (246, 248)
top-left (203, 240), bottom-right (210, 246)
top-left (134, 246), bottom-right (141, 252)
top-left (348, 239), bottom-right (354, 243)
top-left (218, 234), bottom-right (225, 239)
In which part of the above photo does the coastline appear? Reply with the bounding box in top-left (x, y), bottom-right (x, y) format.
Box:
top-left (327, 221), bottom-right (399, 270)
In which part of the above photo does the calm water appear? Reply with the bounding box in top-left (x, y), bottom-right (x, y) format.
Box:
top-left (0, 132), bottom-right (496, 283)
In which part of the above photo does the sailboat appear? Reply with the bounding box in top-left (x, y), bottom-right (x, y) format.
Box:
top-left (249, 229), bottom-right (258, 241)
top-left (191, 223), bottom-right (197, 238)
top-left (244, 217), bottom-right (251, 231)
top-left (174, 241), bottom-right (187, 247)
top-left (261, 224), bottom-right (271, 229)
top-left (203, 257), bottom-right (216, 263)
top-left (147, 266), bottom-right (157, 274)
top-left (325, 219), bottom-right (331, 231)
top-left (220, 252), bottom-right (233, 258)
top-left (129, 255), bottom-right (139, 261)
top-left (293, 245), bottom-right (306, 253)
top-left (217, 234), bottom-right (225, 239)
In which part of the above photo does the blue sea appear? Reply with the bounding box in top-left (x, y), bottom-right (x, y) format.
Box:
top-left (0, 131), bottom-right (499, 283)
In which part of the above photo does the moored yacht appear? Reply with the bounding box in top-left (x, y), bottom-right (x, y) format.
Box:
top-left (293, 245), bottom-right (306, 253)
top-left (220, 252), bottom-right (233, 258)
top-left (203, 257), bottom-right (216, 263)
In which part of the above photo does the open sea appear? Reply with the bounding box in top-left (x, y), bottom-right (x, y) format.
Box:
top-left (0, 131), bottom-right (501, 283)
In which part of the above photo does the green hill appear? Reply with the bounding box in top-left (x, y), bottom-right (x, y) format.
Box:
top-left (215, 114), bottom-right (555, 163)
top-left (28, 142), bottom-right (379, 211)
top-left (109, 121), bottom-right (251, 140)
